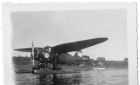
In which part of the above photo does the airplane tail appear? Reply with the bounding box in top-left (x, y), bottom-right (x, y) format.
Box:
top-left (74, 50), bottom-right (83, 57)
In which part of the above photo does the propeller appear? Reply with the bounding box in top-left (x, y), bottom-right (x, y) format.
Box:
top-left (31, 41), bottom-right (35, 67)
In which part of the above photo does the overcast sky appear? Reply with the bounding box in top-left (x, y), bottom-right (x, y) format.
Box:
top-left (11, 9), bottom-right (127, 60)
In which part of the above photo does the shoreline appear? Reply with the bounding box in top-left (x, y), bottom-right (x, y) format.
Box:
top-left (14, 64), bottom-right (128, 72)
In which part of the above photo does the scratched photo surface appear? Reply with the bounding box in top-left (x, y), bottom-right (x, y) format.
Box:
top-left (2, 3), bottom-right (137, 85)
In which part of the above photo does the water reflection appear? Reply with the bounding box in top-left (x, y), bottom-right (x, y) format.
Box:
top-left (36, 73), bottom-right (82, 85)
top-left (15, 69), bottom-right (128, 85)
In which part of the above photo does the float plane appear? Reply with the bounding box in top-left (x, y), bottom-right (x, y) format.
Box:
top-left (14, 37), bottom-right (108, 73)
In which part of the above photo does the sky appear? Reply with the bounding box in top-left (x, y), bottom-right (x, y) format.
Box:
top-left (11, 9), bottom-right (127, 60)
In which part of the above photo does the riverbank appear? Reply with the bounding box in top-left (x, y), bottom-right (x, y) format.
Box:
top-left (13, 57), bottom-right (128, 71)
top-left (14, 62), bottom-right (128, 72)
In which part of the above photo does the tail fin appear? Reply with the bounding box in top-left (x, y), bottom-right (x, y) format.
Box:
top-left (74, 50), bottom-right (83, 57)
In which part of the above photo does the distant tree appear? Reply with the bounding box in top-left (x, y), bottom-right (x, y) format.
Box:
top-left (90, 59), bottom-right (94, 61)
top-left (124, 58), bottom-right (128, 61)
top-left (97, 57), bottom-right (105, 61)
top-left (12, 56), bottom-right (32, 65)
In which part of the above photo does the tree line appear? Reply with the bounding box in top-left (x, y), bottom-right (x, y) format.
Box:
top-left (12, 56), bottom-right (31, 65)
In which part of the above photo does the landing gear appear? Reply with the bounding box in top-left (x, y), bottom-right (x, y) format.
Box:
top-left (53, 56), bottom-right (57, 70)
top-left (32, 53), bottom-right (62, 73)
top-left (32, 62), bottom-right (46, 74)
top-left (32, 67), bottom-right (39, 74)
top-left (52, 55), bottom-right (62, 70)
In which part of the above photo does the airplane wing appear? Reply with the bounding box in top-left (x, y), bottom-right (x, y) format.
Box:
top-left (51, 37), bottom-right (108, 53)
top-left (14, 38), bottom-right (108, 53)
top-left (14, 47), bottom-right (43, 52)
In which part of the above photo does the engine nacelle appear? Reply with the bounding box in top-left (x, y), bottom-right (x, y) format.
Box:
top-left (31, 46), bottom-right (52, 62)
top-left (31, 48), bottom-right (44, 61)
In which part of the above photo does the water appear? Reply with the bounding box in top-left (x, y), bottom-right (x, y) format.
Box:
top-left (15, 68), bottom-right (128, 85)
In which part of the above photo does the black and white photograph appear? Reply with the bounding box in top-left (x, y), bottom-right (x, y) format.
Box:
top-left (2, 3), bottom-right (137, 85)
